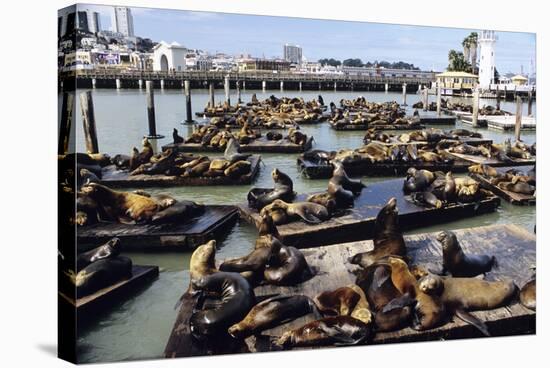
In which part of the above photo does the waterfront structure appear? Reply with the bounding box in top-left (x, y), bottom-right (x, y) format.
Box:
top-left (436, 71), bottom-right (478, 92)
top-left (112, 7), bottom-right (134, 37)
top-left (238, 58), bottom-right (291, 72)
top-left (284, 44), bottom-right (303, 64)
top-left (152, 41), bottom-right (188, 72)
top-left (511, 74), bottom-right (528, 86)
top-left (478, 30), bottom-right (497, 89)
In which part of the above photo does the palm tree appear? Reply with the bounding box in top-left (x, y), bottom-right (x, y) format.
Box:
top-left (447, 50), bottom-right (472, 72)
top-left (462, 32), bottom-right (478, 72)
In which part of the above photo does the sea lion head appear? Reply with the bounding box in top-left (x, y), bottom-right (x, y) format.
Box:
top-left (418, 274), bottom-right (444, 296)
top-left (258, 212), bottom-right (279, 238)
top-left (436, 231), bottom-right (457, 252)
top-left (189, 240), bottom-right (217, 281)
top-left (269, 199), bottom-right (288, 210)
top-left (272, 168), bottom-right (281, 180)
top-left (90, 237), bottom-right (121, 263)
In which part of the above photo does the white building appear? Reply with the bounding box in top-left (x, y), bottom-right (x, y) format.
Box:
top-left (152, 41), bottom-right (188, 72)
top-left (111, 7), bottom-right (134, 37)
top-left (284, 44), bottom-right (303, 64)
top-left (478, 30), bottom-right (497, 90)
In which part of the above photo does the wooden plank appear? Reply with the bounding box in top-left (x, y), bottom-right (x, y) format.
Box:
top-left (60, 265), bottom-right (159, 323)
top-left (446, 151), bottom-right (536, 167)
top-left (100, 155), bottom-right (261, 188)
top-left (77, 205), bottom-right (239, 252)
top-left (163, 137), bottom-right (312, 154)
top-left (469, 166), bottom-right (536, 205)
top-left (238, 178), bottom-right (501, 248)
top-left (247, 224), bottom-right (535, 347)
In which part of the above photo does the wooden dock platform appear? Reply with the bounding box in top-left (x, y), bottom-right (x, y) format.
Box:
top-left (99, 155), bottom-right (261, 188)
top-left (59, 265), bottom-right (159, 324)
top-left (484, 116), bottom-right (536, 131)
top-left (329, 120), bottom-right (425, 131)
top-left (416, 115), bottom-right (457, 125)
top-left (238, 178), bottom-right (501, 248)
top-left (446, 152), bottom-right (536, 167)
top-left (77, 205), bottom-right (239, 252)
top-left (163, 137), bottom-right (313, 154)
top-left (469, 166), bottom-right (536, 205)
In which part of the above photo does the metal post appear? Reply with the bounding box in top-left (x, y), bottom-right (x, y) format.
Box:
top-left (472, 89), bottom-right (479, 128)
top-left (436, 83), bottom-right (442, 116)
top-left (115, 78), bottom-right (121, 89)
top-left (243, 80), bottom-right (246, 91)
top-left (385, 83), bottom-right (389, 93)
top-left (236, 80), bottom-right (242, 104)
top-left (160, 79), bottom-right (165, 89)
top-left (184, 80), bottom-right (193, 123)
top-left (79, 91), bottom-right (99, 154)
top-left (515, 96), bottom-right (522, 141)
top-left (145, 81), bottom-right (164, 139)
top-left (92, 78), bottom-right (96, 89)
top-left (262, 80), bottom-right (266, 92)
top-left (299, 81), bottom-right (302, 92)
top-left (224, 75), bottom-right (230, 105)
top-left (423, 88), bottom-right (428, 111)
top-left (138, 79), bottom-right (143, 89)
top-left (496, 87), bottom-right (501, 111)
top-left (209, 82), bottom-right (215, 108)
top-left (58, 92), bottom-right (74, 155)
top-left (402, 83), bottom-right (407, 106)
top-left (334, 81), bottom-right (337, 91)
top-left (280, 80), bottom-right (284, 92)
top-left (527, 90), bottom-right (533, 117)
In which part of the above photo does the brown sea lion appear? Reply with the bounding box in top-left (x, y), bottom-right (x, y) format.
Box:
top-left (189, 272), bottom-right (256, 340)
top-left (224, 160), bottom-right (251, 179)
top-left (497, 181), bottom-right (535, 195)
top-left (219, 235), bottom-right (282, 273)
top-left (519, 277), bottom-right (536, 311)
top-left (151, 200), bottom-right (204, 224)
top-left (247, 168), bottom-right (295, 210)
top-left (275, 316), bottom-right (372, 348)
top-left (228, 295), bottom-right (319, 339)
top-left (403, 168), bottom-right (435, 193)
top-left (80, 183), bottom-right (158, 224)
top-left (255, 213), bottom-right (281, 248)
top-left (265, 199), bottom-right (329, 224)
top-left (349, 197), bottom-right (407, 268)
top-left (264, 245), bottom-right (312, 286)
top-left (76, 256), bottom-right (133, 298)
top-left (314, 287), bottom-right (361, 316)
top-left (435, 231), bottom-right (496, 277)
top-left (76, 237), bottom-right (121, 272)
top-left (328, 161), bottom-right (365, 207)
top-left (189, 240), bottom-right (218, 285)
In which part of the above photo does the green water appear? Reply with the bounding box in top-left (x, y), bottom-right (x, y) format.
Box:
top-left (68, 89), bottom-right (536, 363)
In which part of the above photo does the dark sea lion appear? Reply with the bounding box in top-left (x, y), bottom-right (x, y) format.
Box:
top-left (78, 168), bottom-right (100, 188)
top-left (80, 183), bottom-right (158, 224)
top-left (111, 154), bottom-right (131, 169)
top-left (270, 199), bottom-right (329, 224)
top-left (436, 231), bottom-right (496, 277)
top-left (228, 295), bottom-right (319, 339)
top-left (224, 160), bottom-right (251, 179)
top-left (327, 162), bottom-right (365, 207)
top-left (255, 214), bottom-right (281, 249)
top-left (220, 236), bottom-right (282, 273)
top-left (411, 191), bottom-right (443, 208)
top-left (275, 316), bottom-right (372, 348)
top-left (497, 181), bottom-right (535, 195)
top-left (189, 272), bottom-right (255, 339)
top-left (247, 168), bottom-right (295, 210)
top-left (76, 237), bottom-right (121, 272)
top-left (349, 197), bottom-right (407, 268)
top-left (443, 171), bottom-right (457, 202)
top-left (151, 200), bottom-right (204, 224)
top-left (264, 246), bottom-right (312, 286)
top-left (403, 168), bottom-right (435, 193)
top-left (314, 287), bottom-right (361, 316)
top-left (173, 128), bottom-right (184, 144)
top-left (76, 256), bottom-right (132, 297)
top-left (519, 277), bottom-right (536, 311)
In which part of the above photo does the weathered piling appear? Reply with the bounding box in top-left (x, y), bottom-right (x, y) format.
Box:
top-left (385, 83), bottom-right (389, 93)
top-left (299, 81), bottom-right (302, 92)
top-left (280, 81), bottom-right (284, 92)
top-left (236, 80), bottom-right (242, 104)
top-left (334, 81), bottom-right (337, 91)
top-left (496, 87), bottom-right (501, 110)
top-left (402, 83), bottom-right (407, 106)
top-left (436, 82), bottom-right (442, 116)
top-left (160, 79), bottom-right (165, 89)
top-left (208, 82), bottom-right (215, 108)
top-left (472, 89), bottom-right (480, 128)
top-left (116, 79), bottom-right (121, 89)
top-left (262, 80), bottom-right (266, 92)
top-left (145, 81), bottom-right (164, 139)
top-left (79, 91), bottom-right (99, 154)
top-left (184, 80), bottom-right (193, 123)
top-left (423, 87), bottom-right (428, 111)
top-left (515, 96), bottom-right (522, 141)
top-left (58, 92), bottom-right (74, 155)
top-left (224, 75), bottom-right (230, 105)
top-left (527, 90), bottom-right (533, 117)
top-left (92, 78), bottom-right (96, 89)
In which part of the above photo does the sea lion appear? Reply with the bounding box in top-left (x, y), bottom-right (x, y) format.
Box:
top-left (223, 138), bottom-right (251, 164)
top-left (189, 240), bottom-right (218, 284)
top-left (76, 237), bottom-right (121, 272)
top-left (264, 245), bottom-right (312, 286)
top-left (224, 160), bottom-right (251, 179)
top-left (435, 231), bottom-right (496, 277)
top-left (228, 295), bottom-right (319, 339)
top-left (76, 256), bottom-right (132, 297)
top-left (219, 236), bottom-right (282, 273)
top-left (80, 183), bottom-right (158, 224)
top-left (266, 199), bottom-right (329, 225)
top-left (255, 213), bottom-right (281, 248)
top-left (247, 168), bottom-right (295, 210)
top-left (314, 287), bottom-right (361, 316)
top-left (189, 272), bottom-right (256, 340)
top-left (497, 181), bottom-right (535, 195)
top-left (151, 200), bottom-right (205, 224)
top-left (327, 162), bottom-right (365, 207)
top-left (411, 191), bottom-right (443, 208)
top-left (173, 128), bottom-right (184, 144)
top-left (275, 316), bottom-right (372, 348)
top-left (349, 197), bottom-right (407, 268)
top-left (519, 277), bottom-right (536, 311)
top-left (403, 168), bottom-right (435, 193)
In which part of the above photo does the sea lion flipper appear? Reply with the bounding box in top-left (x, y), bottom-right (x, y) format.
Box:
top-left (455, 309), bottom-right (490, 337)
top-left (373, 266), bottom-right (390, 288)
top-left (321, 325), bottom-right (361, 346)
top-left (381, 292), bottom-right (416, 314)
top-left (298, 212), bottom-right (322, 224)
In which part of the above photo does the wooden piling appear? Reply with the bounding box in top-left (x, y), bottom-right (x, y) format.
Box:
top-left (79, 91), bottom-right (99, 154)
top-left (496, 87), bottom-right (501, 111)
top-left (423, 88), bottom-right (428, 111)
top-left (472, 89), bottom-right (479, 128)
top-left (262, 81), bottom-right (266, 92)
top-left (236, 80), bottom-right (242, 104)
top-left (515, 96), bottom-right (522, 141)
top-left (436, 82), bottom-right (442, 116)
top-left (299, 81), bottom-right (302, 92)
top-left (145, 81), bottom-right (164, 139)
top-left (184, 80), bottom-right (193, 123)
top-left (209, 82), bottom-right (215, 108)
top-left (385, 83), bottom-right (389, 93)
top-left (58, 92), bottom-right (74, 155)
top-left (527, 90), bottom-right (533, 117)
top-left (402, 83), bottom-right (407, 106)
top-left (224, 75), bottom-right (230, 105)
top-left (280, 81), bottom-right (284, 92)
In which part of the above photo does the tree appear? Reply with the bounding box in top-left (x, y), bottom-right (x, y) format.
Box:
top-left (447, 50), bottom-right (472, 72)
top-left (494, 67), bottom-right (500, 84)
top-left (342, 58), bottom-right (364, 67)
top-left (318, 58), bottom-right (341, 67)
top-left (462, 32), bottom-right (478, 73)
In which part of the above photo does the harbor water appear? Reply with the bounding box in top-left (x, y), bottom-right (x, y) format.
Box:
top-left (66, 89), bottom-right (536, 363)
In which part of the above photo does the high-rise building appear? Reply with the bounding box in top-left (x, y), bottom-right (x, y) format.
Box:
top-left (111, 7), bottom-right (134, 37)
top-left (478, 30), bottom-right (497, 89)
top-left (58, 6), bottom-right (101, 37)
top-left (283, 44), bottom-right (303, 64)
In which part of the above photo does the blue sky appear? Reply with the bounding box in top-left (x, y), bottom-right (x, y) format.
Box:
top-left (83, 4), bottom-right (535, 74)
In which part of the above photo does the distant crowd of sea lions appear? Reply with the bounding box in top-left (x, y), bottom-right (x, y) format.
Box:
top-left (469, 164), bottom-right (536, 195)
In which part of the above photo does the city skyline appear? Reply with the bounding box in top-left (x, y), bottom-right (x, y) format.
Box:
top-left (79, 4), bottom-right (535, 74)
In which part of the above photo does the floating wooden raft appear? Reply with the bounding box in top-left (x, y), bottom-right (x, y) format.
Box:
top-left (416, 116), bottom-right (457, 125)
top-left (245, 224), bottom-right (535, 350)
top-left (469, 166), bottom-right (536, 205)
top-left (77, 205), bottom-right (239, 252)
top-left (297, 158), bottom-right (472, 180)
top-left (59, 265), bottom-right (159, 324)
top-left (329, 120), bottom-right (425, 131)
top-left (446, 151), bottom-right (536, 167)
top-left (99, 155), bottom-right (261, 188)
top-left (163, 137), bottom-right (313, 154)
top-left (238, 178), bottom-right (501, 248)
